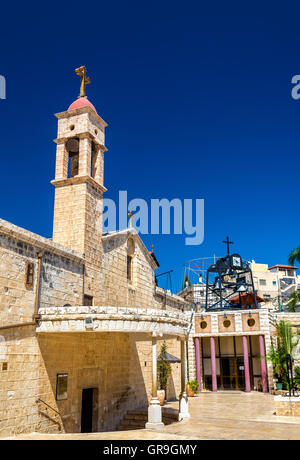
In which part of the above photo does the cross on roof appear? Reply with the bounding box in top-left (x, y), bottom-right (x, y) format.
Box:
top-left (75, 66), bottom-right (91, 98)
top-left (223, 236), bottom-right (234, 256)
top-left (128, 211), bottom-right (133, 228)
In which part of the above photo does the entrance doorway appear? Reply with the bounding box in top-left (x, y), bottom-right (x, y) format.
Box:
top-left (201, 336), bottom-right (262, 391)
top-left (81, 388), bottom-right (97, 433)
top-left (220, 357), bottom-right (245, 390)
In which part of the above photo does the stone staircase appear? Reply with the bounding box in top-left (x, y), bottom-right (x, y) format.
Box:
top-left (117, 408), bottom-right (179, 431)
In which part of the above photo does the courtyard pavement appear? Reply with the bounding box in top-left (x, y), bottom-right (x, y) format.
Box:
top-left (5, 392), bottom-right (300, 440)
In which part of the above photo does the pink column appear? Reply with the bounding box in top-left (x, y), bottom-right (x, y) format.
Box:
top-left (210, 337), bottom-right (217, 392)
top-left (195, 337), bottom-right (202, 392)
top-left (259, 335), bottom-right (268, 393)
top-left (242, 336), bottom-right (251, 393)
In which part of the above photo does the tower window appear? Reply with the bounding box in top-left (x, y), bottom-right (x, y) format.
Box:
top-left (66, 138), bottom-right (80, 178)
top-left (25, 261), bottom-right (34, 288)
top-left (91, 141), bottom-right (98, 179)
top-left (69, 152), bottom-right (79, 177)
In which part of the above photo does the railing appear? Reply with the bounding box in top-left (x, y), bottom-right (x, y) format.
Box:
top-left (36, 398), bottom-right (62, 430)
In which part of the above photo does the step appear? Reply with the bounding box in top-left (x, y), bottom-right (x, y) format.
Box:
top-left (119, 419), bottom-right (146, 427)
top-left (126, 410), bottom-right (148, 416)
top-left (127, 408), bottom-right (178, 418)
top-left (117, 426), bottom-right (143, 431)
top-left (124, 414), bottom-right (147, 421)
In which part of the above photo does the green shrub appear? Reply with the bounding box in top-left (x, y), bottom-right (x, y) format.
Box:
top-left (187, 380), bottom-right (199, 393)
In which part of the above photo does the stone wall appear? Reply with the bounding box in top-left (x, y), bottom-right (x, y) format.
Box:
top-left (0, 227), bottom-right (84, 326)
top-left (0, 331), bottom-right (181, 437)
top-left (102, 230), bottom-right (187, 312)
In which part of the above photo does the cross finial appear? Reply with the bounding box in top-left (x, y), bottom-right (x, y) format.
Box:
top-left (222, 235), bottom-right (234, 256)
top-left (128, 211), bottom-right (133, 228)
top-left (75, 66), bottom-right (91, 98)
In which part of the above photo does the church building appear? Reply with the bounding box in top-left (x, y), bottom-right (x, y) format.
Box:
top-left (0, 67), bottom-right (189, 437)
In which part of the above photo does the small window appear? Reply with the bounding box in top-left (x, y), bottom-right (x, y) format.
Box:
top-left (84, 295), bottom-right (93, 306)
top-left (223, 319), bottom-right (231, 328)
top-left (263, 295), bottom-right (271, 299)
top-left (127, 255), bottom-right (133, 282)
top-left (25, 261), bottom-right (34, 288)
top-left (247, 318), bottom-right (256, 327)
top-left (273, 281), bottom-right (277, 286)
top-left (200, 320), bottom-right (207, 329)
top-left (56, 374), bottom-right (68, 401)
top-left (259, 279), bottom-right (266, 286)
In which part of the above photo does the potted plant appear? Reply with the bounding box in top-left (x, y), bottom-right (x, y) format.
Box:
top-left (186, 380), bottom-right (199, 397)
top-left (157, 342), bottom-right (171, 406)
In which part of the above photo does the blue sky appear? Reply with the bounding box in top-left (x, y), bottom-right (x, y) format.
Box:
top-left (0, 1), bottom-right (300, 292)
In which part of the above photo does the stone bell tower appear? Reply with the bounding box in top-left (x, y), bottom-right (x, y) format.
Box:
top-left (52, 66), bottom-right (107, 270)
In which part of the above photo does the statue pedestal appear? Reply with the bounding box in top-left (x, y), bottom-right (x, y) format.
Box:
top-left (145, 398), bottom-right (164, 431)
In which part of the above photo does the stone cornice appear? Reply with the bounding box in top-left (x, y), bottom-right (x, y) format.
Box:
top-left (0, 218), bottom-right (84, 264)
top-left (54, 106), bottom-right (108, 127)
top-left (36, 306), bottom-right (190, 337)
top-left (51, 176), bottom-right (107, 194)
top-left (53, 134), bottom-right (108, 152)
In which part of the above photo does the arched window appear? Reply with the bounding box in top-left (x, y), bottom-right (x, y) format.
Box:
top-left (66, 138), bottom-right (80, 178)
top-left (127, 238), bottom-right (135, 283)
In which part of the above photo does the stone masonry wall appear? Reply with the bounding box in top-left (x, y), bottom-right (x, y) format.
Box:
top-left (0, 228), bottom-right (84, 437)
top-left (102, 233), bottom-right (157, 309)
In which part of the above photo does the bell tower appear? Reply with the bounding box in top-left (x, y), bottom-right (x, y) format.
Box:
top-left (52, 66), bottom-right (107, 270)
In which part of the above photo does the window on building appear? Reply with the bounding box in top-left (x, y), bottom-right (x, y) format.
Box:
top-left (273, 281), bottom-right (277, 286)
top-left (127, 238), bottom-right (135, 284)
top-left (84, 295), bottom-right (93, 306)
top-left (56, 374), bottom-right (68, 401)
top-left (66, 138), bottom-right (79, 178)
top-left (259, 279), bottom-right (266, 286)
top-left (127, 255), bottom-right (133, 282)
top-left (263, 295), bottom-right (271, 299)
top-left (25, 261), bottom-right (34, 288)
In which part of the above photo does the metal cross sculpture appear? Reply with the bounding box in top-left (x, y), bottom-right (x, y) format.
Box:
top-left (223, 236), bottom-right (234, 257)
top-left (75, 66), bottom-right (91, 98)
top-left (205, 237), bottom-right (258, 311)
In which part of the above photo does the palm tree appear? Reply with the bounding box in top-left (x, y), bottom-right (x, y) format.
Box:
top-left (288, 247), bottom-right (300, 266)
top-left (267, 320), bottom-right (299, 387)
top-left (287, 290), bottom-right (300, 312)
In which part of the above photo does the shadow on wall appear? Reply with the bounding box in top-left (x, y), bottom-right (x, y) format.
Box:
top-left (167, 369), bottom-right (178, 402)
top-left (37, 332), bottom-right (149, 434)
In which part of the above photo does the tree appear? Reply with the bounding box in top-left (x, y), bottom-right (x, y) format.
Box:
top-left (182, 276), bottom-right (191, 290)
top-left (267, 320), bottom-right (299, 388)
top-left (287, 290), bottom-right (300, 312)
top-left (288, 247), bottom-right (300, 266)
top-left (157, 342), bottom-right (171, 393)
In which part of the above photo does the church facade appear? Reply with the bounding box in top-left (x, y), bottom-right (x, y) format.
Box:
top-left (1, 68), bottom-right (300, 438)
top-left (0, 69), bottom-right (189, 437)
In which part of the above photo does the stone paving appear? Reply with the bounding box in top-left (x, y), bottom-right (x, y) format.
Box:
top-left (5, 392), bottom-right (300, 440)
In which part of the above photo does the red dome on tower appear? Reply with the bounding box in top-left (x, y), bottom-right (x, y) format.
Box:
top-left (68, 96), bottom-right (97, 113)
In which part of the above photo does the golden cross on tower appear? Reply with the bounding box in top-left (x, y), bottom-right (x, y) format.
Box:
top-left (128, 211), bottom-right (133, 228)
top-left (75, 66), bottom-right (91, 98)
